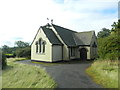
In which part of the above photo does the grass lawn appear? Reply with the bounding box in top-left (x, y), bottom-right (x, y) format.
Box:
top-left (2, 58), bottom-right (57, 88)
top-left (86, 60), bottom-right (118, 88)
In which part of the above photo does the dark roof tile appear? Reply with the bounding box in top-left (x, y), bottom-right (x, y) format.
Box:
top-left (73, 31), bottom-right (94, 45)
top-left (52, 24), bottom-right (76, 47)
top-left (42, 26), bottom-right (62, 45)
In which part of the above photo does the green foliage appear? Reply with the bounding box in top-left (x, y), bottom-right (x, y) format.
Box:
top-left (97, 38), bottom-right (106, 59)
top-left (98, 36), bottom-right (119, 60)
top-left (2, 45), bottom-right (17, 57)
top-left (97, 28), bottom-right (111, 38)
top-left (15, 46), bottom-right (31, 58)
top-left (14, 41), bottom-right (31, 58)
top-left (2, 58), bottom-right (57, 88)
top-left (1, 41), bottom-right (31, 59)
top-left (105, 52), bottom-right (118, 61)
top-left (97, 20), bottom-right (120, 60)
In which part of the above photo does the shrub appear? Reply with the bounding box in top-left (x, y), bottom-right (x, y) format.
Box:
top-left (97, 35), bottom-right (119, 60)
top-left (15, 47), bottom-right (31, 58)
top-left (105, 52), bottom-right (118, 60)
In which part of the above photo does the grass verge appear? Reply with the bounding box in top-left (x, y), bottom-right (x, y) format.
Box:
top-left (2, 58), bottom-right (57, 88)
top-left (86, 60), bottom-right (118, 88)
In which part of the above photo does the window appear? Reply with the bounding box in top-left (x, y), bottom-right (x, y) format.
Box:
top-left (70, 47), bottom-right (75, 57)
top-left (43, 41), bottom-right (46, 53)
top-left (35, 41), bottom-right (38, 53)
top-left (92, 42), bottom-right (97, 48)
top-left (39, 38), bottom-right (42, 53)
top-left (35, 38), bottom-right (46, 54)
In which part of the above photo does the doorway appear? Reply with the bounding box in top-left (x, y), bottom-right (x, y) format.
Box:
top-left (80, 48), bottom-right (87, 60)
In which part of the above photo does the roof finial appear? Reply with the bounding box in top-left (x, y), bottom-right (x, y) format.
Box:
top-left (47, 18), bottom-right (49, 24)
top-left (51, 19), bottom-right (53, 24)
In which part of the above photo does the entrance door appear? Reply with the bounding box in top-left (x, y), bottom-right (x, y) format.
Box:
top-left (80, 48), bottom-right (87, 60)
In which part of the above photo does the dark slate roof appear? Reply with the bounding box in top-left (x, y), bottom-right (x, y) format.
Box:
top-left (52, 24), bottom-right (77, 47)
top-left (41, 26), bottom-right (62, 45)
top-left (73, 31), bottom-right (94, 45)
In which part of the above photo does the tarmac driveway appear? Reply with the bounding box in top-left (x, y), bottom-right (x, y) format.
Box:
top-left (17, 60), bottom-right (102, 88)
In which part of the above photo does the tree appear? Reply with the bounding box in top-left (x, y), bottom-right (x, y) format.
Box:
top-left (97, 28), bottom-right (111, 38)
top-left (110, 19), bottom-right (120, 60)
top-left (2, 45), bottom-right (10, 54)
top-left (15, 41), bottom-right (30, 48)
top-left (111, 19), bottom-right (120, 35)
top-left (14, 41), bottom-right (31, 58)
top-left (1, 41), bottom-right (31, 59)
top-left (98, 20), bottom-right (120, 60)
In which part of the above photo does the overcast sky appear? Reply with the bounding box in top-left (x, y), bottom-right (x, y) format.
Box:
top-left (0, 0), bottom-right (118, 47)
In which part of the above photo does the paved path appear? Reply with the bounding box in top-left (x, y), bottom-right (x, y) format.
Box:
top-left (17, 60), bottom-right (102, 88)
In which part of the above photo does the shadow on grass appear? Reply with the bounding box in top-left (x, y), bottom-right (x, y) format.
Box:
top-left (2, 65), bottom-right (14, 71)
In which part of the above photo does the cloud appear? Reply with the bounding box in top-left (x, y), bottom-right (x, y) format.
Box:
top-left (53, 0), bottom-right (117, 31)
top-left (0, 0), bottom-right (118, 47)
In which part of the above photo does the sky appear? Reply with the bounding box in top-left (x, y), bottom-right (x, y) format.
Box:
top-left (0, 0), bottom-right (118, 47)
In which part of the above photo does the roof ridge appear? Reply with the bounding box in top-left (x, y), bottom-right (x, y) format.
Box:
top-left (51, 24), bottom-right (77, 46)
top-left (52, 24), bottom-right (77, 33)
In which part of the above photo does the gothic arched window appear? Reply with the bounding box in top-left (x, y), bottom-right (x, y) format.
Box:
top-left (39, 38), bottom-right (42, 53)
top-left (43, 41), bottom-right (46, 53)
top-left (36, 38), bottom-right (46, 54)
top-left (35, 41), bottom-right (38, 53)
top-left (92, 42), bottom-right (97, 48)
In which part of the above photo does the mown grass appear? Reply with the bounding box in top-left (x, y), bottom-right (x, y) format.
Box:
top-left (2, 58), bottom-right (57, 88)
top-left (86, 60), bottom-right (118, 88)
